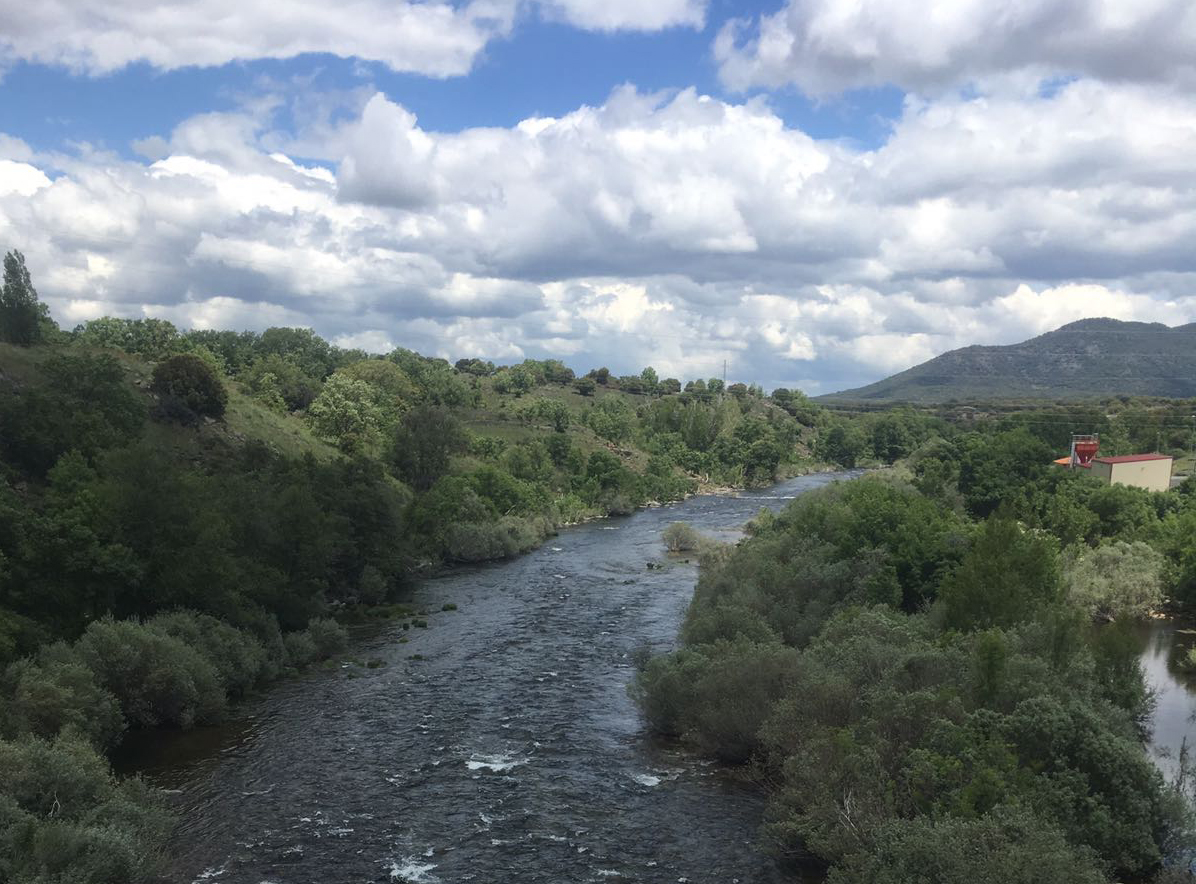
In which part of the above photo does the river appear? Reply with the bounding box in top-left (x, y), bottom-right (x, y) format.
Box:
top-left (125, 472), bottom-right (853, 884)
top-left (1139, 619), bottom-right (1196, 784)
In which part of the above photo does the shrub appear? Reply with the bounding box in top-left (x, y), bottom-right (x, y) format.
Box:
top-left (0, 734), bottom-right (171, 883)
top-left (357, 564), bottom-right (389, 605)
top-left (442, 515), bottom-right (549, 562)
top-left (147, 610), bottom-right (268, 699)
top-left (305, 618), bottom-right (348, 658)
top-left (70, 618), bottom-right (226, 729)
top-left (662, 521), bottom-right (701, 552)
top-left (2, 653), bottom-right (125, 748)
top-left (827, 808), bottom-right (1106, 884)
top-left (1063, 540), bottom-right (1165, 621)
top-left (282, 631), bottom-right (318, 669)
top-left (150, 353), bottom-right (228, 419)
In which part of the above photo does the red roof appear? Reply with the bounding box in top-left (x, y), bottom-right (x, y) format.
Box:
top-left (1093, 454), bottom-right (1172, 464)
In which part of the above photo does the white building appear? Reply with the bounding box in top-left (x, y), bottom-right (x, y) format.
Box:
top-left (1089, 454), bottom-right (1174, 493)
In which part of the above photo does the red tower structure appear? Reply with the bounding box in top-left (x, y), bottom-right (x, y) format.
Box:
top-left (1069, 434), bottom-right (1100, 468)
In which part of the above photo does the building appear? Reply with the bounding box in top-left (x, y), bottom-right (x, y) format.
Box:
top-left (1089, 454), bottom-right (1174, 493)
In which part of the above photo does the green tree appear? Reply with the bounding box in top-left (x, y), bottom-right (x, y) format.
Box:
top-left (150, 353), bottom-right (228, 419)
top-left (640, 366), bottom-right (659, 392)
top-left (392, 406), bottom-right (467, 491)
top-left (939, 515), bottom-right (1061, 631)
top-left (0, 352), bottom-right (145, 475)
top-left (0, 250), bottom-right (51, 345)
top-left (518, 397), bottom-right (571, 432)
top-left (307, 374), bottom-right (385, 453)
top-left (74, 317), bottom-right (181, 360)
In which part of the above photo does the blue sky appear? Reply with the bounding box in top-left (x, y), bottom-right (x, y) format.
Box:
top-left (0, 11), bottom-right (903, 158)
top-left (1, 0), bottom-right (1194, 392)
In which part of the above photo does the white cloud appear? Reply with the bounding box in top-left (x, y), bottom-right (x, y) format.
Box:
top-left (0, 0), bottom-right (709, 77)
top-left (2, 78), bottom-right (1195, 393)
top-left (716, 0), bottom-right (1196, 95)
top-left (0, 159), bottom-right (51, 197)
top-left (0, 0), bottom-right (510, 76)
top-left (537, 0), bottom-right (705, 31)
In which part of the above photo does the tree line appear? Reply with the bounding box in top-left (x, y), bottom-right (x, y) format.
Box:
top-left (637, 430), bottom-right (1196, 884)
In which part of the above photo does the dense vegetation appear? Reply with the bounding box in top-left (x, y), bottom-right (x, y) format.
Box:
top-left (0, 250), bottom-right (889, 882)
top-left (3, 248), bottom-right (1195, 882)
top-left (636, 424), bottom-right (1196, 884)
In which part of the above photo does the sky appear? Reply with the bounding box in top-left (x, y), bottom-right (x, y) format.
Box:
top-left (1, 0), bottom-right (1194, 394)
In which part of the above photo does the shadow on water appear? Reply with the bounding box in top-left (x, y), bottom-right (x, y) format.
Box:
top-left (120, 472), bottom-right (860, 884)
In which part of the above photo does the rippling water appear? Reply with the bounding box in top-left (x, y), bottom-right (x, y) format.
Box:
top-left (125, 472), bottom-right (855, 884)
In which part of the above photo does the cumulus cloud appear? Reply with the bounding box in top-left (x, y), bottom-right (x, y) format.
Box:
top-left (0, 0), bottom-right (710, 77)
top-left (0, 0), bottom-right (516, 77)
top-left (716, 0), bottom-right (1196, 95)
top-left (2, 78), bottom-right (1195, 393)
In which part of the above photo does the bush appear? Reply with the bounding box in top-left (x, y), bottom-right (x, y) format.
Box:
top-left (70, 618), bottom-right (226, 729)
top-left (827, 808), bottom-right (1107, 884)
top-left (1, 652), bottom-right (125, 748)
top-left (0, 352), bottom-right (145, 475)
top-left (150, 353), bottom-right (227, 419)
top-left (283, 630), bottom-right (319, 668)
top-left (305, 617), bottom-right (348, 658)
top-left (0, 734), bottom-right (171, 883)
top-left (442, 515), bottom-right (549, 562)
top-left (1063, 540), bottom-right (1165, 621)
top-left (147, 610), bottom-right (268, 699)
top-left (662, 521), bottom-right (701, 552)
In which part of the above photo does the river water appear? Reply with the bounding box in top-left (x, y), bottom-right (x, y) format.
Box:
top-left (128, 472), bottom-right (853, 884)
top-left (1139, 620), bottom-right (1196, 784)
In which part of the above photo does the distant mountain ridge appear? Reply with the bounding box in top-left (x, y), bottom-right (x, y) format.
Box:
top-left (824, 318), bottom-right (1196, 402)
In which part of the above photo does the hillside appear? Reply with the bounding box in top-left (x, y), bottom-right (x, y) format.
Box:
top-left (824, 319), bottom-right (1196, 403)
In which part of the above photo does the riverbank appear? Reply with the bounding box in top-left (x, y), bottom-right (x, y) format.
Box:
top-left (116, 472), bottom-right (853, 883)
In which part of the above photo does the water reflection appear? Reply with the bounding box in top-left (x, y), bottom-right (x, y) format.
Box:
top-left (1140, 620), bottom-right (1196, 782)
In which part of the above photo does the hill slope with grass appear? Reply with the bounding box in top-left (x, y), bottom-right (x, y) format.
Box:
top-left (823, 319), bottom-right (1196, 403)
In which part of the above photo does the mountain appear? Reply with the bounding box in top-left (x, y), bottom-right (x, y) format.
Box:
top-left (824, 318), bottom-right (1196, 402)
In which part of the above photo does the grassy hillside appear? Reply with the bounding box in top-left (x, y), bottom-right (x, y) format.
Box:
top-left (1, 342), bottom-right (341, 464)
top-left (824, 319), bottom-right (1196, 403)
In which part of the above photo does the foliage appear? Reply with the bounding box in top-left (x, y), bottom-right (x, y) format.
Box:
top-left (0, 352), bottom-right (145, 475)
top-left (636, 468), bottom-right (1184, 884)
top-left (1064, 541), bottom-right (1166, 621)
top-left (392, 405), bottom-right (467, 491)
top-left (937, 515), bottom-right (1061, 631)
top-left (0, 734), bottom-right (172, 884)
top-left (1, 653), bottom-right (125, 748)
top-left (662, 521), bottom-right (702, 552)
top-left (150, 353), bottom-right (228, 420)
top-left (518, 396), bottom-right (571, 432)
top-left (0, 250), bottom-right (53, 345)
top-left (74, 318), bottom-right (181, 361)
top-left (68, 617), bottom-right (227, 729)
top-left (307, 373), bottom-right (385, 453)
top-left (828, 808), bottom-right (1107, 884)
